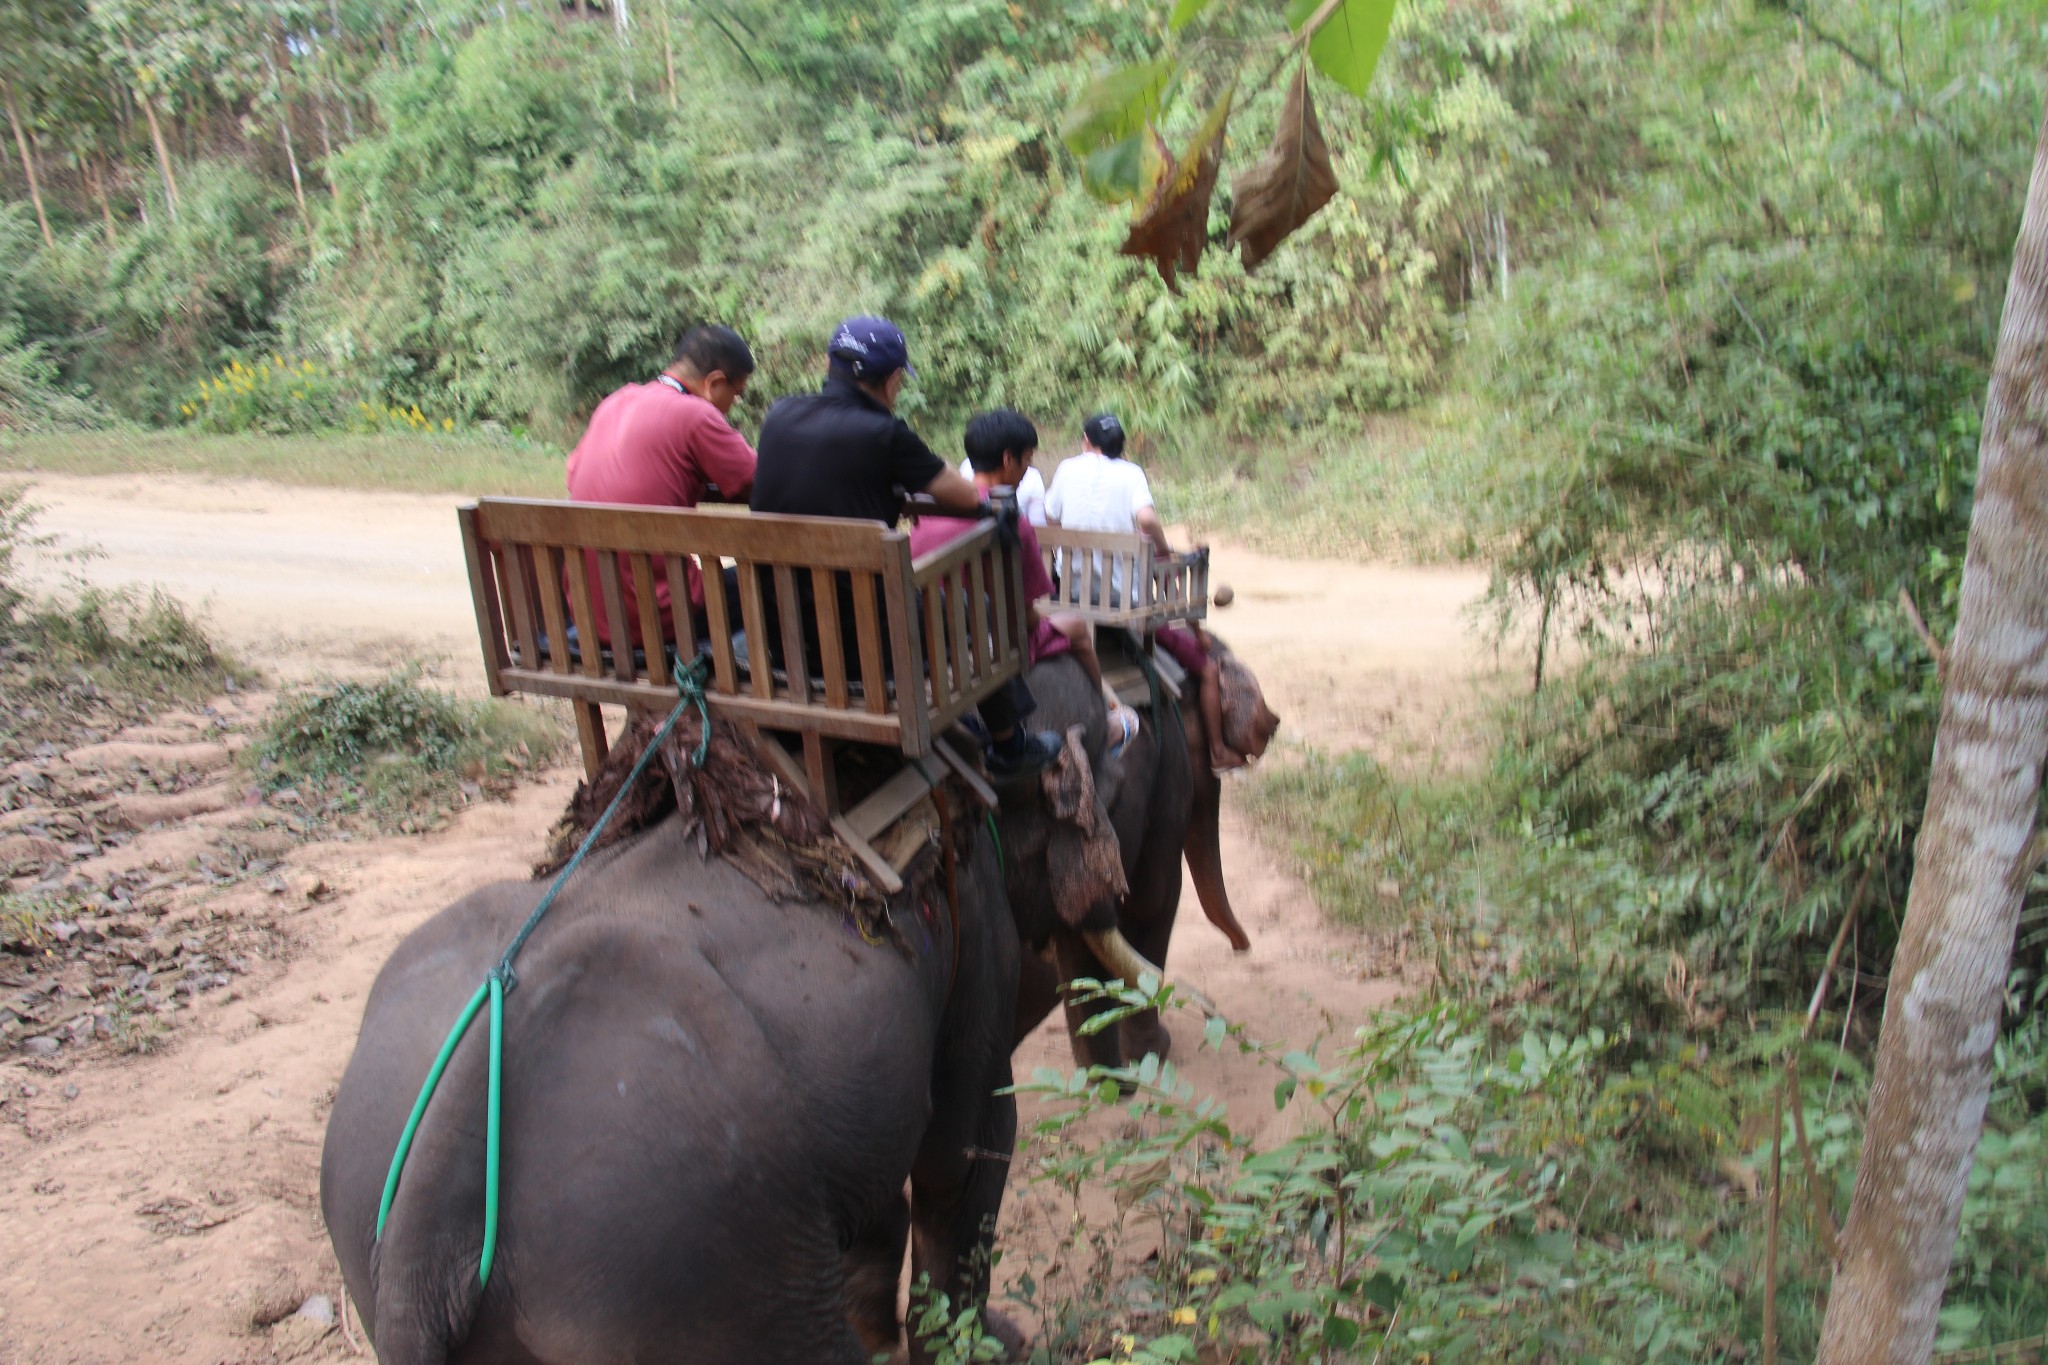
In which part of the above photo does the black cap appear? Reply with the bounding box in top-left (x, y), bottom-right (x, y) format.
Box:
top-left (1083, 412), bottom-right (1125, 457)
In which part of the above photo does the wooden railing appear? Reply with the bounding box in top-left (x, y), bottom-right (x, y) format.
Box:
top-left (458, 499), bottom-right (1028, 802)
top-left (1037, 527), bottom-right (1209, 632)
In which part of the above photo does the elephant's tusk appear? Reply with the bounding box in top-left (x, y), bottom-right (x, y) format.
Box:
top-left (1082, 928), bottom-right (1220, 1019)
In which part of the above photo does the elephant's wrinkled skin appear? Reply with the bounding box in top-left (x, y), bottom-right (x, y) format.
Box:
top-left (321, 811), bottom-right (1017, 1365)
top-left (1008, 639), bottom-right (1280, 1068)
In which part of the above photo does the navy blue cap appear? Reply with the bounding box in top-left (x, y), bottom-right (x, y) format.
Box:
top-left (828, 315), bottom-right (915, 381)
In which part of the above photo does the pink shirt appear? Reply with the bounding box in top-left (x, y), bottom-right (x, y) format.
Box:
top-left (907, 512), bottom-right (1071, 663)
top-left (564, 381), bottom-right (757, 643)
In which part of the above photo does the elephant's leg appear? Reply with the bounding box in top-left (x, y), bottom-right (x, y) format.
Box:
top-left (1053, 932), bottom-right (1126, 1071)
top-left (909, 1078), bottom-right (1019, 1364)
top-left (843, 1189), bottom-right (911, 1356)
top-left (1122, 896), bottom-right (1187, 1064)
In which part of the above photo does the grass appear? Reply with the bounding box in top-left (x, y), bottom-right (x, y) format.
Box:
top-left (0, 429), bottom-right (566, 498)
top-left (1242, 746), bottom-right (1499, 933)
top-left (1143, 404), bottom-right (1501, 564)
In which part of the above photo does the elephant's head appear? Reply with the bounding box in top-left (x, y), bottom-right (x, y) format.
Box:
top-left (1211, 635), bottom-right (1281, 760)
top-left (991, 723), bottom-right (1172, 991)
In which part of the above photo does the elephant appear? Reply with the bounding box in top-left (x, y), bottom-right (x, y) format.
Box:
top-left (320, 718), bottom-right (1149, 1364)
top-left (1005, 633), bottom-right (1280, 1071)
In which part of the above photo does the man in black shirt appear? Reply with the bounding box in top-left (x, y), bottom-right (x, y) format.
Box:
top-left (753, 316), bottom-right (1059, 778)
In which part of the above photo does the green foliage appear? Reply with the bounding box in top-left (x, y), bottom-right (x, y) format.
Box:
top-left (63, 159), bottom-right (294, 421)
top-left (1011, 990), bottom-right (1745, 1362)
top-left (0, 206), bottom-right (110, 433)
top-left (250, 667), bottom-right (561, 831)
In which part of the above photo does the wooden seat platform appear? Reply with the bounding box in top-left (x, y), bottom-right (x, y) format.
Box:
top-left (458, 497), bottom-right (1025, 893)
top-left (1037, 527), bottom-right (1209, 632)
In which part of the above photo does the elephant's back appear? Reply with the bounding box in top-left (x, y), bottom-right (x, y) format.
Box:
top-left (324, 815), bottom-right (937, 1357)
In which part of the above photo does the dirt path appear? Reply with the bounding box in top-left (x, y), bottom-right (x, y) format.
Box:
top-left (0, 473), bottom-right (1501, 1363)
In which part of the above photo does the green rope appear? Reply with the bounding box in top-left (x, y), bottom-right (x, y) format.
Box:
top-left (373, 657), bottom-right (711, 1286)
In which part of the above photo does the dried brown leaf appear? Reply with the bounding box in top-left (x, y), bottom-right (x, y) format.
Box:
top-left (1228, 65), bottom-right (1340, 271)
top-left (1120, 87), bottom-right (1234, 289)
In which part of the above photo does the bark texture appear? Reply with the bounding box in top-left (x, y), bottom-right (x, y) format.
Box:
top-left (4, 81), bottom-right (54, 247)
top-left (1816, 91), bottom-right (2048, 1365)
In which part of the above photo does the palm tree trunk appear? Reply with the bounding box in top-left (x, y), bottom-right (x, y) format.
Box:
top-left (1816, 89), bottom-right (2048, 1365)
top-left (3, 81), bottom-right (54, 247)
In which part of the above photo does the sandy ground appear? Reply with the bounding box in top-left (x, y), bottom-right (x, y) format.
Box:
top-left (0, 473), bottom-right (1503, 1364)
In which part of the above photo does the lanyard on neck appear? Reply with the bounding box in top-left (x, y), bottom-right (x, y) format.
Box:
top-left (657, 374), bottom-right (688, 397)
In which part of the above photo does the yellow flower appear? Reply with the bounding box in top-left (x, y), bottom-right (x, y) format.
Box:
top-left (442, 418), bottom-right (455, 431)
top-left (180, 404), bottom-right (195, 417)
top-left (1170, 1307), bottom-right (1197, 1326)
top-left (302, 360), bottom-right (316, 373)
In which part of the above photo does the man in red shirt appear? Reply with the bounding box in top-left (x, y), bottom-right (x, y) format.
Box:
top-left (565, 325), bottom-right (758, 648)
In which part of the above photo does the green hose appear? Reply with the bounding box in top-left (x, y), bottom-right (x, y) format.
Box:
top-left (373, 659), bottom-right (710, 1287)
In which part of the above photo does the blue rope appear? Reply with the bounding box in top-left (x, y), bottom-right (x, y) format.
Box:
top-left (375, 657), bottom-right (711, 1285)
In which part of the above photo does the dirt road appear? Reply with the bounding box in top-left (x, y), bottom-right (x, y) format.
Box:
top-left (0, 473), bottom-right (1500, 1363)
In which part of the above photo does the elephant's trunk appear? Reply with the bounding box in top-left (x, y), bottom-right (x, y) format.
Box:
top-left (1082, 928), bottom-right (1219, 1019)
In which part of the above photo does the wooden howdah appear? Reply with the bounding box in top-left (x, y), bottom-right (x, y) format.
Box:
top-left (1035, 527), bottom-right (1209, 633)
top-left (457, 498), bottom-right (1021, 893)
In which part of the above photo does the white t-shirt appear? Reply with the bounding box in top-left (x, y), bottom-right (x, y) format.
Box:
top-left (958, 458), bottom-right (1046, 526)
top-left (1044, 451), bottom-right (1153, 533)
top-left (1044, 451), bottom-right (1157, 602)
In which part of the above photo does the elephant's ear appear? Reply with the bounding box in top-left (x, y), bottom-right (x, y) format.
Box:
top-left (1041, 725), bottom-right (1129, 929)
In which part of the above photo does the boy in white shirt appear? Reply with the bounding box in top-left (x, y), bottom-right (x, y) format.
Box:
top-left (1045, 413), bottom-right (1245, 772)
top-left (959, 453), bottom-right (1047, 526)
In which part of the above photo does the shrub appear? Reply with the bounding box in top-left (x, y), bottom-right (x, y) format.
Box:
top-left (250, 667), bottom-right (561, 831)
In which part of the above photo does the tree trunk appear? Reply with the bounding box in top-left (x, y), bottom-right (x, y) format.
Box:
top-left (88, 151), bottom-right (118, 243)
top-left (313, 95), bottom-right (341, 203)
top-left (134, 78), bottom-right (180, 217)
top-left (1815, 90), bottom-right (2048, 1365)
top-left (266, 43), bottom-right (312, 237)
top-left (657, 0), bottom-right (678, 110)
top-left (3, 81), bottom-right (55, 248)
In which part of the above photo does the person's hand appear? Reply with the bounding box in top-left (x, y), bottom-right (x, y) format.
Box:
top-left (985, 488), bottom-right (1022, 549)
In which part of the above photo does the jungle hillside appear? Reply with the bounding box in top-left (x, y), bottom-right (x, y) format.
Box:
top-left (4, 0), bottom-right (2048, 1360)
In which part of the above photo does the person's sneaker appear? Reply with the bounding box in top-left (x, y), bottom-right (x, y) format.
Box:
top-left (986, 729), bottom-right (1062, 780)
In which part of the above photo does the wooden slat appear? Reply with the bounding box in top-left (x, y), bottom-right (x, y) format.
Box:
top-left (563, 548), bottom-right (605, 680)
top-left (829, 814), bottom-right (905, 896)
top-left (630, 555), bottom-right (669, 687)
top-left (501, 542), bottom-right (543, 673)
top-left (813, 568), bottom-right (849, 711)
top-left (967, 551), bottom-right (992, 681)
top-left (695, 554), bottom-right (737, 696)
top-left (497, 667), bottom-right (909, 745)
top-left (773, 564), bottom-right (809, 706)
top-left (801, 731), bottom-right (838, 816)
top-left (473, 499), bottom-right (897, 571)
top-left (852, 573), bottom-right (887, 717)
top-left (674, 557), bottom-right (701, 662)
top-left (573, 702), bottom-right (608, 779)
top-left (930, 737), bottom-right (997, 811)
top-left (845, 762), bottom-right (938, 842)
top-left (535, 545), bottom-right (572, 676)
top-left (947, 562), bottom-right (972, 693)
top-left (738, 564), bottom-right (774, 702)
top-left (923, 574), bottom-right (951, 713)
top-left (880, 539), bottom-right (930, 756)
top-left (595, 552), bottom-right (634, 682)
top-left (457, 506), bottom-right (508, 697)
